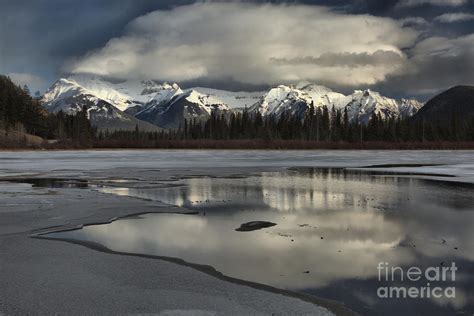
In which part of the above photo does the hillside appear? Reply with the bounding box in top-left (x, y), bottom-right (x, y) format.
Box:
top-left (413, 86), bottom-right (474, 124)
top-left (0, 128), bottom-right (44, 148)
top-left (0, 75), bottom-right (51, 138)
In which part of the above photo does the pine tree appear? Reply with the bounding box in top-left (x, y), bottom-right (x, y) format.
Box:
top-left (23, 85), bottom-right (31, 96)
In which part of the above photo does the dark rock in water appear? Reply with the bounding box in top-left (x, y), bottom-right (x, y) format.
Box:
top-left (235, 221), bottom-right (277, 232)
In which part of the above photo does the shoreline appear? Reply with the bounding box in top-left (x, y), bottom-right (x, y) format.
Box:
top-left (1, 155), bottom-right (473, 314)
top-left (13, 164), bottom-right (474, 314)
top-left (20, 165), bottom-right (474, 315)
top-left (3, 140), bottom-right (474, 151)
top-left (0, 166), bottom-right (356, 315)
top-left (31, 210), bottom-right (357, 316)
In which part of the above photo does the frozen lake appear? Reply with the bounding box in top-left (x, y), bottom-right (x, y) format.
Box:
top-left (1, 150), bottom-right (474, 183)
top-left (43, 168), bottom-right (474, 316)
top-left (2, 150), bottom-right (474, 315)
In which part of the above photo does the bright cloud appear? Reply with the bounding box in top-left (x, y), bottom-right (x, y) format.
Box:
top-left (434, 12), bottom-right (474, 23)
top-left (399, 16), bottom-right (430, 27)
top-left (69, 3), bottom-right (419, 88)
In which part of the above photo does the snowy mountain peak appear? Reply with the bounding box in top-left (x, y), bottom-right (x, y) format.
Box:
top-left (146, 83), bottom-right (183, 104)
top-left (41, 75), bottom-right (424, 130)
top-left (252, 83), bottom-right (346, 117)
top-left (42, 78), bottom-right (92, 112)
top-left (181, 89), bottom-right (232, 113)
top-left (62, 75), bottom-right (179, 112)
top-left (41, 76), bottom-right (159, 131)
top-left (140, 81), bottom-right (181, 96)
top-left (345, 89), bottom-right (423, 123)
top-left (188, 87), bottom-right (263, 109)
top-left (135, 88), bottom-right (232, 129)
top-left (250, 83), bottom-right (424, 124)
top-left (295, 81), bottom-right (333, 94)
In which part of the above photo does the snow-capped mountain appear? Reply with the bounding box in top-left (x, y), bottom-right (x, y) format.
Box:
top-left (128, 83), bottom-right (183, 116)
top-left (135, 87), bottom-right (263, 128)
top-left (61, 74), bottom-right (171, 112)
top-left (190, 87), bottom-right (263, 109)
top-left (137, 89), bottom-right (231, 129)
top-left (250, 82), bottom-right (348, 118)
top-left (250, 85), bottom-right (311, 118)
top-left (295, 81), bottom-right (349, 109)
top-left (41, 75), bottom-right (259, 129)
top-left (41, 75), bottom-right (424, 130)
top-left (251, 83), bottom-right (422, 124)
top-left (344, 89), bottom-right (423, 124)
top-left (399, 98), bottom-right (425, 118)
top-left (42, 78), bottom-right (159, 131)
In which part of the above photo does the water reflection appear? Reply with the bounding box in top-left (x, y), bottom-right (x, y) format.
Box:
top-left (48, 169), bottom-right (474, 315)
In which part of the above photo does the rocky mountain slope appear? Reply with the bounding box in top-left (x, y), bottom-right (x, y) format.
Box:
top-left (42, 78), bottom-right (159, 131)
top-left (41, 75), bottom-right (424, 130)
top-left (136, 90), bottom-right (231, 129)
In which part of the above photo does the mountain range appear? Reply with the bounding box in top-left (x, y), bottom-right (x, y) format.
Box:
top-left (41, 75), bottom-right (424, 130)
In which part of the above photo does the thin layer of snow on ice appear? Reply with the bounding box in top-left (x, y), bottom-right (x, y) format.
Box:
top-left (0, 150), bottom-right (473, 183)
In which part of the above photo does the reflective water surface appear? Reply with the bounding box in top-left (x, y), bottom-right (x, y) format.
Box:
top-left (47, 169), bottom-right (474, 316)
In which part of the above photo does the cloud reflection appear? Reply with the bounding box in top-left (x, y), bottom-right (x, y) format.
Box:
top-left (61, 169), bottom-right (474, 296)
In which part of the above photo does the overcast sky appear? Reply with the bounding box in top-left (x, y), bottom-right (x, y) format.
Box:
top-left (1, 0), bottom-right (473, 100)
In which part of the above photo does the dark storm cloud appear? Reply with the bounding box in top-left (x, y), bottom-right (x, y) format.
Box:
top-left (345, 0), bottom-right (400, 14)
top-left (0, 0), bottom-right (473, 99)
top-left (372, 33), bottom-right (474, 99)
top-left (0, 0), bottom-right (193, 91)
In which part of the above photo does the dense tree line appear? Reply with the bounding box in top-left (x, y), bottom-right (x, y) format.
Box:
top-left (1, 72), bottom-right (473, 148)
top-left (0, 75), bottom-right (48, 136)
top-left (101, 103), bottom-right (474, 144)
top-left (46, 107), bottom-right (96, 141)
top-left (0, 75), bottom-right (95, 143)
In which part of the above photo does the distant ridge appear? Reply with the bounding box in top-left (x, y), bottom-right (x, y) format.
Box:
top-left (413, 86), bottom-right (474, 124)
